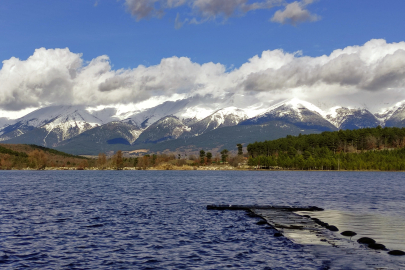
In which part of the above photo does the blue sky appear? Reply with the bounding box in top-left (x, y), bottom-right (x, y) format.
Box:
top-left (1, 0), bottom-right (404, 69)
top-left (1, 0), bottom-right (405, 114)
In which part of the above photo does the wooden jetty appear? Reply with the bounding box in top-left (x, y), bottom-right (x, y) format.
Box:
top-left (206, 204), bottom-right (324, 212)
top-left (207, 204), bottom-right (405, 259)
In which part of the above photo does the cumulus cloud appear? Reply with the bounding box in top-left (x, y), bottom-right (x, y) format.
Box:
top-left (271, 0), bottom-right (319, 25)
top-left (2, 39), bottom-right (405, 112)
top-left (240, 39), bottom-right (405, 92)
top-left (125, 0), bottom-right (284, 25)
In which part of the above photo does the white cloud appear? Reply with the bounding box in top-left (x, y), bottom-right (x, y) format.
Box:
top-left (271, 0), bottom-right (319, 25)
top-left (2, 39), bottom-right (405, 112)
top-left (124, 0), bottom-right (284, 25)
top-left (240, 39), bottom-right (405, 92)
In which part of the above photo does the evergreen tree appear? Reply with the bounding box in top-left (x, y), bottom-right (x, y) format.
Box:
top-left (237, 144), bottom-right (243, 156)
top-left (220, 149), bottom-right (229, 163)
top-left (206, 152), bottom-right (212, 164)
top-left (199, 150), bottom-right (206, 165)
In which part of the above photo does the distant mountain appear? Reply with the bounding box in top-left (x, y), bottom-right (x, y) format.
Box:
top-left (180, 107), bottom-right (248, 138)
top-left (325, 107), bottom-right (381, 130)
top-left (384, 103), bottom-right (405, 128)
top-left (0, 106), bottom-right (107, 147)
top-left (55, 121), bottom-right (323, 155)
top-left (0, 117), bottom-right (12, 129)
top-left (134, 116), bottom-right (189, 144)
top-left (123, 95), bottom-right (221, 128)
top-left (56, 121), bottom-right (142, 155)
top-left (142, 121), bottom-right (322, 154)
top-left (3, 96), bottom-right (405, 155)
top-left (240, 98), bottom-right (337, 131)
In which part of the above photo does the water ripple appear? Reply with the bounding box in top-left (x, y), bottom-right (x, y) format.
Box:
top-left (0, 171), bottom-right (404, 269)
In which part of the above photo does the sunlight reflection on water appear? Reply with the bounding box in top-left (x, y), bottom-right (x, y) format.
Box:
top-left (305, 209), bottom-right (405, 251)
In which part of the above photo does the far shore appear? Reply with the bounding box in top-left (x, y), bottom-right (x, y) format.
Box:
top-left (5, 165), bottom-right (403, 172)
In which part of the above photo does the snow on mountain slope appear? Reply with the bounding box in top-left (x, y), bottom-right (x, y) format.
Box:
top-left (375, 101), bottom-right (405, 124)
top-left (4, 94), bottom-right (405, 151)
top-left (123, 95), bottom-right (229, 128)
top-left (181, 107), bottom-right (249, 138)
top-left (134, 116), bottom-right (190, 144)
top-left (0, 106), bottom-right (107, 143)
top-left (56, 121), bottom-right (143, 154)
top-left (240, 98), bottom-right (337, 131)
top-left (325, 107), bottom-right (381, 129)
top-left (383, 102), bottom-right (405, 128)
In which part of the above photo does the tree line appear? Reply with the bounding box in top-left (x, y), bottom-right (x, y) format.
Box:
top-left (247, 126), bottom-right (405, 171)
top-left (97, 146), bottom-right (245, 170)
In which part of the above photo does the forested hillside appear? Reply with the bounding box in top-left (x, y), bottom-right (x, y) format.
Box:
top-left (0, 144), bottom-right (89, 170)
top-left (247, 126), bottom-right (405, 171)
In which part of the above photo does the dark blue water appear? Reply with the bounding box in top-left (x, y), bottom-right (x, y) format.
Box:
top-left (0, 171), bottom-right (404, 269)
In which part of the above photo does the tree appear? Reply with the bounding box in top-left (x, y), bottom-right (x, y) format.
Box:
top-left (133, 157), bottom-right (139, 167)
top-left (113, 150), bottom-right (124, 170)
top-left (1, 154), bottom-right (13, 170)
top-left (220, 149), bottom-right (229, 163)
top-left (28, 149), bottom-right (47, 170)
top-left (199, 150), bottom-right (206, 165)
top-left (97, 153), bottom-right (107, 169)
top-left (152, 154), bottom-right (157, 166)
top-left (206, 152), bottom-right (212, 164)
top-left (78, 159), bottom-right (89, 170)
top-left (237, 144), bottom-right (243, 156)
top-left (287, 146), bottom-right (297, 158)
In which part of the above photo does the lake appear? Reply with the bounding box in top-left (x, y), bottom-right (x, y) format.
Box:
top-left (0, 171), bottom-right (404, 269)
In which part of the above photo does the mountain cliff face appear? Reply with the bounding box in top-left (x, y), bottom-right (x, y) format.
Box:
top-left (2, 97), bottom-right (405, 154)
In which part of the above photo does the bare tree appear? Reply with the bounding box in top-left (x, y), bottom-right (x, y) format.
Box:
top-left (97, 153), bottom-right (107, 169)
top-left (28, 150), bottom-right (47, 170)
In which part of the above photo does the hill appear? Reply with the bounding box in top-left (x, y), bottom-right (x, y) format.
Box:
top-left (0, 144), bottom-right (89, 170)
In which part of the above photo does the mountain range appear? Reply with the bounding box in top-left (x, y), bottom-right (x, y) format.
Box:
top-left (1, 96), bottom-right (405, 155)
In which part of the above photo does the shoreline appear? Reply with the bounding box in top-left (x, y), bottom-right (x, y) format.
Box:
top-left (3, 166), bottom-right (404, 172)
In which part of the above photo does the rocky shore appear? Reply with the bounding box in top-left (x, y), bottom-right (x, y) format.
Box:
top-left (14, 164), bottom-right (248, 171)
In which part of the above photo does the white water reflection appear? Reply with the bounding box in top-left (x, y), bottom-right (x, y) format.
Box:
top-left (300, 210), bottom-right (405, 251)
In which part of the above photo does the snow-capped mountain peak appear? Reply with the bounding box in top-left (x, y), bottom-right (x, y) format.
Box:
top-left (325, 106), bottom-right (382, 129)
top-left (240, 98), bottom-right (337, 131)
top-left (375, 101), bottom-right (405, 122)
top-left (246, 98), bottom-right (326, 122)
top-left (0, 106), bottom-right (107, 143)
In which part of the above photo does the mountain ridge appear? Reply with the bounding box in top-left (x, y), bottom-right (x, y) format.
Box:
top-left (2, 96), bottom-right (405, 154)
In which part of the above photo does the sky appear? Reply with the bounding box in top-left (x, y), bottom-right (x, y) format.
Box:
top-left (1, 0), bottom-right (405, 117)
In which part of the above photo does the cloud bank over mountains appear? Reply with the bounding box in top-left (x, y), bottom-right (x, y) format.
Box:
top-left (1, 39), bottom-right (405, 114)
top-left (124, 0), bottom-right (318, 26)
